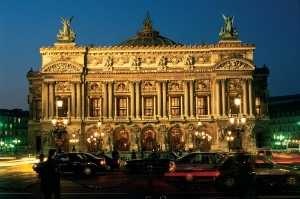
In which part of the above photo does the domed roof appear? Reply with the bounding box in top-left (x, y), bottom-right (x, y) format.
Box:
top-left (115, 12), bottom-right (182, 47)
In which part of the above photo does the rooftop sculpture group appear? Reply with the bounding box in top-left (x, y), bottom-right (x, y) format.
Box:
top-left (219, 14), bottom-right (238, 40)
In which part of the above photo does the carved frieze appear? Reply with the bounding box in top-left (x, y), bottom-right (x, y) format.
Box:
top-left (142, 81), bottom-right (156, 91)
top-left (55, 81), bottom-right (71, 92)
top-left (41, 61), bottom-right (82, 74)
top-left (168, 81), bottom-right (183, 91)
top-left (87, 82), bottom-right (102, 93)
top-left (228, 78), bottom-right (242, 91)
top-left (114, 81), bottom-right (129, 92)
top-left (215, 58), bottom-right (254, 71)
top-left (196, 80), bottom-right (211, 91)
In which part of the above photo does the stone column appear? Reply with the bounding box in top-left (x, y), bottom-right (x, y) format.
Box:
top-left (130, 82), bottom-right (135, 118)
top-left (76, 82), bottom-right (81, 118)
top-left (103, 82), bottom-right (108, 118)
top-left (162, 81), bottom-right (167, 118)
top-left (71, 82), bottom-right (76, 118)
top-left (184, 81), bottom-right (189, 117)
top-left (221, 79), bottom-right (226, 116)
top-left (248, 79), bottom-right (253, 116)
top-left (136, 81), bottom-right (140, 119)
top-left (49, 82), bottom-right (55, 118)
top-left (216, 79), bottom-right (220, 116)
top-left (157, 81), bottom-right (162, 118)
top-left (108, 82), bottom-right (113, 119)
top-left (242, 79), bottom-right (247, 115)
top-left (189, 81), bottom-right (194, 118)
top-left (42, 82), bottom-right (48, 119)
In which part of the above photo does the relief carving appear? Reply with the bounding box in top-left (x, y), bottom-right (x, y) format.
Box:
top-left (228, 79), bottom-right (242, 90)
top-left (55, 82), bottom-right (71, 92)
top-left (87, 82), bottom-right (102, 92)
top-left (196, 80), bottom-right (211, 91)
top-left (114, 81), bottom-right (129, 92)
top-left (142, 81), bottom-right (156, 91)
top-left (168, 81), bottom-right (183, 91)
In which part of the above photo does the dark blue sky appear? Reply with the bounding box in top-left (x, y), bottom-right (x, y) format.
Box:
top-left (0, 0), bottom-right (299, 111)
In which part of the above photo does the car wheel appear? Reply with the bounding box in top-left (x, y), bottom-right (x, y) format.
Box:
top-left (83, 166), bottom-right (93, 175)
top-left (285, 175), bottom-right (299, 187)
top-left (223, 176), bottom-right (237, 188)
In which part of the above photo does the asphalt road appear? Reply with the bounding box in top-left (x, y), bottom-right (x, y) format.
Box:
top-left (0, 160), bottom-right (300, 199)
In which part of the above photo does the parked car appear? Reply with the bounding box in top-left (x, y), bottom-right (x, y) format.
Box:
top-left (33, 152), bottom-right (108, 175)
top-left (95, 153), bottom-right (121, 171)
top-left (125, 151), bottom-right (180, 174)
top-left (165, 152), bottom-right (300, 189)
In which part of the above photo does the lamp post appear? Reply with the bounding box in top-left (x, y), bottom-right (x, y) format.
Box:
top-left (52, 97), bottom-right (68, 154)
top-left (194, 128), bottom-right (212, 151)
top-left (70, 132), bottom-right (79, 152)
top-left (87, 120), bottom-right (104, 154)
top-left (225, 130), bottom-right (234, 151)
top-left (229, 96), bottom-right (246, 150)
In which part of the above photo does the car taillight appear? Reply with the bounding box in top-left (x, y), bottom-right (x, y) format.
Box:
top-left (117, 159), bottom-right (121, 164)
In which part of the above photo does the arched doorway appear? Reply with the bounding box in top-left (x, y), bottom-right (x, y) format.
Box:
top-left (115, 129), bottom-right (129, 151)
top-left (169, 128), bottom-right (183, 151)
top-left (142, 129), bottom-right (155, 151)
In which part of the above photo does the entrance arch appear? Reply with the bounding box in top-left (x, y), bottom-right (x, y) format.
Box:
top-left (142, 129), bottom-right (156, 151)
top-left (115, 129), bottom-right (129, 151)
top-left (169, 128), bottom-right (184, 151)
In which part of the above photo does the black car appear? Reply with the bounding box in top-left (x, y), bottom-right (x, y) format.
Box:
top-left (95, 154), bottom-right (121, 171)
top-left (125, 151), bottom-right (180, 174)
top-left (33, 152), bottom-right (108, 175)
top-left (165, 152), bottom-right (300, 189)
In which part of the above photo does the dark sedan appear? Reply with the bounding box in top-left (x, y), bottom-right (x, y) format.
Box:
top-left (95, 154), bottom-right (121, 171)
top-left (33, 152), bottom-right (108, 175)
top-left (165, 152), bottom-right (300, 189)
top-left (125, 151), bottom-right (179, 174)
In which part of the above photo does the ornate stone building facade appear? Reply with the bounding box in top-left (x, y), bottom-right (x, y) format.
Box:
top-left (27, 13), bottom-right (270, 155)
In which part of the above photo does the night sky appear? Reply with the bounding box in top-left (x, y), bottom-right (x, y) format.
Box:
top-left (0, 0), bottom-right (299, 111)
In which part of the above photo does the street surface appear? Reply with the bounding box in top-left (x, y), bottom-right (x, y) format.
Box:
top-left (0, 159), bottom-right (300, 199)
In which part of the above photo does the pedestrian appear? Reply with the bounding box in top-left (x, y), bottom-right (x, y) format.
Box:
top-left (131, 150), bottom-right (137, 159)
top-left (236, 155), bottom-right (256, 199)
top-left (39, 152), bottom-right (45, 162)
top-left (40, 149), bottom-right (61, 199)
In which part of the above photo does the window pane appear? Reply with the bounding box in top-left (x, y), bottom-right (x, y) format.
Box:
top-left (144, 97), bottom-right (154, 116)
top-left (118, 98), bottom-right (127, 116)
top-left (171, 97), bottom-right (180, 116)
top-left (90, 98), bottom-right (100, 117)
top-left (197, 96), bottom-right (207, 115)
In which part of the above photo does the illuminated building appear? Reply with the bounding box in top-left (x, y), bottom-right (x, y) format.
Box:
top-left (26, 13), bottom-right (269, 155)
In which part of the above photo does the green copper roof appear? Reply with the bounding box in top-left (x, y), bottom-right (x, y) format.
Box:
top-left (115, 12), bottom-right (182, 47)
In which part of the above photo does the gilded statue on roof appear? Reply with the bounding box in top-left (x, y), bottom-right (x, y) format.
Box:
top-left (219, 14), bottom-right (238, 40)
top-left (57, 16), bottom-right (76, 42)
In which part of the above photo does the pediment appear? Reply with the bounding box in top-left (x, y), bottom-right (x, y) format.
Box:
top-left (40, 61), bottom-right (83, 74)
top-left (214, 58), bottom-right (255, 71)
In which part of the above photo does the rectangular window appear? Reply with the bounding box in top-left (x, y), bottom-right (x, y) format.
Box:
top-left (229, 95), bottom-right (239, 115)
top-left (171, 97), bottom-right (180, 116)
top-left (90, 98), bottom-right (101, 117)
top-left (117, 98), bottom-right (127, 116)
top-left (197, 96), bottom-right (207, 115)
top-left (144, 97), bottom-right (154, 116)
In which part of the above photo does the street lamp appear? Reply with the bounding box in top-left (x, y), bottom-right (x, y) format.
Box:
top-left (87, 121), bottom-right (104, 154)
top-left (70, 132), bottom-right (79, 152)
top-left (194, 130), bottom-right (212, 151)
top-left (226, 130), bottom-right (234, 151)
top-left (51, 97), bottom-right (69, 154)
top-left (229, 96), bottom-right (246, 150)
